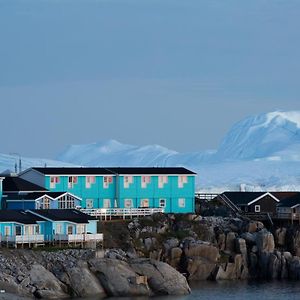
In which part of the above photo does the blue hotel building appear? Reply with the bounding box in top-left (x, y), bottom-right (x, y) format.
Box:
top-left (16, 167), bottom-right (197, 214)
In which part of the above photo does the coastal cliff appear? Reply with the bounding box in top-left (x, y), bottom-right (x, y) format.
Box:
top-left (102, 214), bottom-right (300, 281)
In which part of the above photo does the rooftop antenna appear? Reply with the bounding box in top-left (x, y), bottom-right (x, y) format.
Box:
top-left (10, 152), bottom-right (21, 173)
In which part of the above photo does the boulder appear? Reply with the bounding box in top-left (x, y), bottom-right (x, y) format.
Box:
top-left (235, 238), bottom-right (248, 263)
top-left (184, 242), bottom-right (220, 263)
top-left (88, 258), bottom-right (150, 297)
top-left (216, 254), bottom-right (248, 280)
top-left (187, 257), bottom-right (216, 280)
top-left (275, 228), bottom-right (287, 247)
top-left (130, 258), bottom-right (191, 295)
top-left (168, 247), bottom-right (182, 268)
top-left (225, 232), bottom-right (237, 254)
top-left (29, 264), bottom-right (69, 299)
top-left (64, 261), bottom-right (107, 298)
top-left (163, 238), bottom-right (179, 252)
top-left (256, 230), bottom-right (275, 253)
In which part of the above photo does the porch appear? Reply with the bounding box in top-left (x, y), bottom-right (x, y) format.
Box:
top-left (1, 234), bottom-right (44, 246)
top-left (80, 208), bottom-right (164, 220)
top-left (53, 233), bottom-right (103, 243)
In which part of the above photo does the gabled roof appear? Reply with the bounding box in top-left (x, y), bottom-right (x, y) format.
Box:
top-left (28, 209), bottom-right (96, 223)
top-left (2, 177), bottom-right (47, 192)
top-left (221, 192), bottom-right (266, 205)
top-left (107, 167), bottom-right (196, 175)
top-left (5, 192), bottom-right (82, 202)
top-left (277, 193), bottom-right (300, 208)
top-left (271, 192), bottom-right (300, 201)
top-left (30, 167), bottom-right (196, 175)
top-left (31, 167), bottom-right (113, 175)
top-left (0, 210), bottom-right (45, 224)
top-left (5, 192), bottom-right (66, 201)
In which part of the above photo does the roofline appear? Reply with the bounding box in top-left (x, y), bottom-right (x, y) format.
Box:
top-left (26, 210), bottom-right (89, 224)
top-left (247, 192), bottom-right (280, 206)
top-left (19, 168), bottom-right (45, 177)
top-left (44, 173), bottom-right (196, 176)
top-left (54, 192), bottom-right (82, 201)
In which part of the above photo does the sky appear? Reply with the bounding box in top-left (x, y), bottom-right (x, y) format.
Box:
top-left (1, 0), bottom-right (300, 159)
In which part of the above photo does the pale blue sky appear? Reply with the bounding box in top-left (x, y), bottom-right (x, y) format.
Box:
top-left (0, 0), bottom-right (300, 158)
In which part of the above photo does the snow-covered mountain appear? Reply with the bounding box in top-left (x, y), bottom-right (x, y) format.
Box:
top-left (1, 110), bottom-right (300, 192)
top-left (56, 111), bottom-right (300, 192)
top-left (216, 111), bottom-right (300, 161)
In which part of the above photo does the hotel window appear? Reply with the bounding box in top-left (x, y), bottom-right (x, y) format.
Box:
top-left (68, 176), bottom-right (78, 188)
top-left (140, 199), bottom-right (149, 208)
top-left (50, 176), bottom-right (60, 189)
top-left (255, 205), bottom-right (261, 213)
top-left (103, 176), bottom-right (113, 188)
top-left (158, 176), bottom-right (168, 188)
top-left (159, 198), bottom-right (166, 208)
top-left (178, 198), bottom-right (186, 208)
top-left (124, 199), bottom-right (133, 208)
top-left (103, 199), bottom-right (111, 208)
top-left (141, 176), bottom-right (151, 188)
top-left (178, 176), bottom-right (188, 188)
top-left (86, 176), bottom-right (96, 188)
top-left (86, 199), bottom-right (94, 209)
top-left (124, 176), bottom-right (133, 188)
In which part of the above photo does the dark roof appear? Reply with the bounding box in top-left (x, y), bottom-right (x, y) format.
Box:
top-left (277, 194), bottom-right (300, 208)
top-left (2, 177), bottom-right (47, 192)
top-left (5, 192), bottom-right (67, 201)
top-left (107, 167), bottom-right (196, 175)
top-left (32, 167), bottom-right (113, 175)
top-left (221, 192), bottom-right (267, 205)
top-left (271, 192), bottom-right (300, 201)
top-left (31, 167), bottom-right (196, 175)
top-left (0, 210), bottom-right (45, 224)
top-left (29, 209), bottom-right (96, 223)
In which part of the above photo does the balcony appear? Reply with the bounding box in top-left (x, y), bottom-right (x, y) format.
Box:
top-left (53, 233), bottom-right (103, 242)
top-left (1, 234), bottom-right (44, 244)
top-left (80, 208), bottom-right (164, 220)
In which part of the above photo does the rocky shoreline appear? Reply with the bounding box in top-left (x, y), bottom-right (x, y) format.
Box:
top-left (2, 214), bottom-right (300, 298)
top-left (0, 248), bottom-right (190, 299)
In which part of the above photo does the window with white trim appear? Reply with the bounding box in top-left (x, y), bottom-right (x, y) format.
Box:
top-left (86, 176), bottom-right (96, 188)
top-left (103, 176), bottom-right (113, 188)
top-left (178, 198), bottom-right (186, 208)
top-left (35, 225), bottom-right (40, 234)
top-left (141, 176), bottom-right (151, 188)
top-left (255, 205), bottom-right (261, 213)
top-left (158, 176), bottom-right (168, 188)
top-left (103, 199), bottom-right (111, 208)
top-left (68, 176), bottom-right (78, 188)
top-left (124, 199), bottom-right (133, 208)
top-left (58, 194), bottom-right (75, 209)
top-left (178, 176), bottom-right (188, 188)
top-left (124, 176), bottom-right (133, 188)
top-left (86, 199), bottom-right (94, 209)
top-left (140, 198), bottom-right (149, 208)
top-left (40, 196), bottom-right (51, 209)
top-left (159, 198), bottom-right (166, 208)
top-left (50, 176), bottom-right (60, 189)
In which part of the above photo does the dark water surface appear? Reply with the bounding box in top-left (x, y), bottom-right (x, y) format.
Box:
top-left (109, 280), bottom-right (300, 300)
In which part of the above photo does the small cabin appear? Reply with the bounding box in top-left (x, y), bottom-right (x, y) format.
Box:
top-left (28, 209), bottom-right (101, 243)
top-left (218, 192), bottom-right (280, 216)
top-left (276, 193), bottom-right (300, 222)
top-left (0, 210), bottom-right (45, 246)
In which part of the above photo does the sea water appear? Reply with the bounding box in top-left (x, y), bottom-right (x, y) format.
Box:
top-left (109, 280), bottom-right (300, 300)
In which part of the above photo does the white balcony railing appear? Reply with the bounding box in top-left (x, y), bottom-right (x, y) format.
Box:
top-left (53, 233), bottom-right (103, 242)
top-left (80, 208), bottom-right (164, 219)
top-left (2, 234), bottom-right (44, 244)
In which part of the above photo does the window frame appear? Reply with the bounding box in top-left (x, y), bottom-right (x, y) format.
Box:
top-left (178, 198), bottom-right (186, 208)
top-left (159, 198), bottom-right (166, 208)
top-left (254, 205), bottom-right (261, 213)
